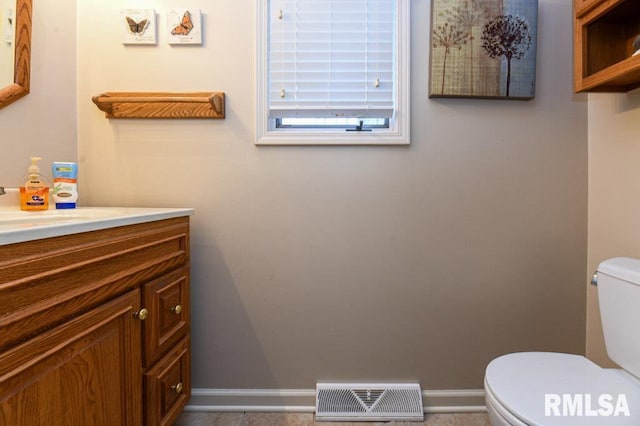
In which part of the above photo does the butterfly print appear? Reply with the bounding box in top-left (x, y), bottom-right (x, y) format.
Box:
top-left (126, 17), bottom-right (149, 35)
top-left (171, 11), bottom-right (194, 36)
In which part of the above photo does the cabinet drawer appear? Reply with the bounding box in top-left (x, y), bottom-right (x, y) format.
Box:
top-left (142, 266), bottom-right (190, 367)
top-left (144, 335), bottom-right (191, 426)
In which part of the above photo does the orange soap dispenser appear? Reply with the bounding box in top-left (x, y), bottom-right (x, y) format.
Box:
top-left (20, 156), bottom-right (50, 211)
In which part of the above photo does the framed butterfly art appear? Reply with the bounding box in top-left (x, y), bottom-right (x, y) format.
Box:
top-left (3, 8), bottom-right (15, 44)
top-left (121, 9), bottom-right (156, 45)
top-left (167, 9), bottom-right (202, 45)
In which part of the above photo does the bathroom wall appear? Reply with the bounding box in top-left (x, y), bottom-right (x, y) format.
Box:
top-left (75, 0), bottom-right (588, 396)
top-left (0, 0), bottom-right (15, 86)
top-left (0, 0), bottom-right (76, 185)
top-left (0, 0), bottom-right (584, 400)
top-left (586, 92), bottom-right (640, 367)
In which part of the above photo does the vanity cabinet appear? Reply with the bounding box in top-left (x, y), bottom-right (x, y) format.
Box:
top-left (0, 216), bottom-right (191, 426)
top-left (574, 0), bottom-right (640, 92)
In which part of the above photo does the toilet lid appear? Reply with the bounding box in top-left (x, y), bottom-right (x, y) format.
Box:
top-left (485, 352), bottom-right (640, 426)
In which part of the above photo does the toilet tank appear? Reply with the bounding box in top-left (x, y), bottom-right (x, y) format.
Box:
top-left (597, 257), bottom-right (640, 379)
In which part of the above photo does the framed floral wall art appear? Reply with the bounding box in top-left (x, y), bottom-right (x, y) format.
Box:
top-left (429, 0), bottom-right (538, 100)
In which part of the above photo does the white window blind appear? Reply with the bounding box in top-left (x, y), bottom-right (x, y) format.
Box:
top-left (268, 0), bottom-right (396, 119)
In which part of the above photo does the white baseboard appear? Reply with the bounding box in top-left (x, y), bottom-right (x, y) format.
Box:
top-left (185, 388), bottom-right (486, 413)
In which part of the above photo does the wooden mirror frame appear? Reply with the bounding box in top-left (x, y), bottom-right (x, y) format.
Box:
top-left (0, 0), bottom-right (32, 110)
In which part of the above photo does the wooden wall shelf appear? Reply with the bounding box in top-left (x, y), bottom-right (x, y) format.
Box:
top-left (92, 92), bottom-right (225, 119)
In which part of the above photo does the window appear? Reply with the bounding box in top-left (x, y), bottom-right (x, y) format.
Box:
top-left (256, 0), bottom-right (410, 145)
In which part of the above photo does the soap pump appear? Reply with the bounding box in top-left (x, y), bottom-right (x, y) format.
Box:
top-left (20, 156), bottom-right (50, 211)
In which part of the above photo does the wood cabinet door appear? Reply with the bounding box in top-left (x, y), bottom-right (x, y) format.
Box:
top-left (0, 290), bottom-right (143, 426)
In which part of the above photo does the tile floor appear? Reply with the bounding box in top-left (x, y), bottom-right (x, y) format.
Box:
top-left (174, 411), bottom-right (491, 426)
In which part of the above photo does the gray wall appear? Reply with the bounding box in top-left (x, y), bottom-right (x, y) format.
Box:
top-left (4, 0), bottom-right (587, 393)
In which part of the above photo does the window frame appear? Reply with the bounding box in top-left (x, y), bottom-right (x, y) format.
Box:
top-left (255, 0), bottom-right (410, 146)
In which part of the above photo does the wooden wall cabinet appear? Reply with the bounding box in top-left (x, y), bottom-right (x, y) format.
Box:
top-left (574, 0), bottom-right (640, 92)
top-left (0, 217), bottom-right (191, 426)
top-left (574, 0), bottom-right (600, 16)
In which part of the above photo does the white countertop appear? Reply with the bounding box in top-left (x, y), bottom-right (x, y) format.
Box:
top-left (0, 206), bottom-right (194, 245)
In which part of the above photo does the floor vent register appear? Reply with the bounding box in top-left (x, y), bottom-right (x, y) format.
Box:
top-left (315, 382), bottom-right (423, 421)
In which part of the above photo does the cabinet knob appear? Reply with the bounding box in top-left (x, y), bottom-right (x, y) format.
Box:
top-left (134, 308), bottom-right (149, 321)
top-left (172, 382), bottom-right (184, 394)
top-left (171, 304), bottom-right (183, 315)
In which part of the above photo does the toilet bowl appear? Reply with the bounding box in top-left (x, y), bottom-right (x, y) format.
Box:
top-left (484, 258), bottom-right (640, 425)
top-left (484, 352), bottom-right (640, 425)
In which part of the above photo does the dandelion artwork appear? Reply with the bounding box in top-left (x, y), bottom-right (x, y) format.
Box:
top-left (429, 0), bottom-right (537, 99)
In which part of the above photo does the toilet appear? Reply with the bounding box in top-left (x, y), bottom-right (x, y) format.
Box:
top-left (484, 257), bottom-right (640, 425)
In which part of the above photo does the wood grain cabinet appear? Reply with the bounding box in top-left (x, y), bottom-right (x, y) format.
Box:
top-left (0, 216), bottom-right (191, 426)
top-left (574, 0), bottom-right (600, 16)
top-left (574, 0), bottom-right (640, 92)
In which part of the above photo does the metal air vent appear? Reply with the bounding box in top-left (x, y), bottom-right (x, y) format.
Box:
top-left (315, 383), bottom-right (423, 421)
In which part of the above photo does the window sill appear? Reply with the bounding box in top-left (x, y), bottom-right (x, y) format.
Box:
top-left (255, 129), bottom-right (410, 146)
